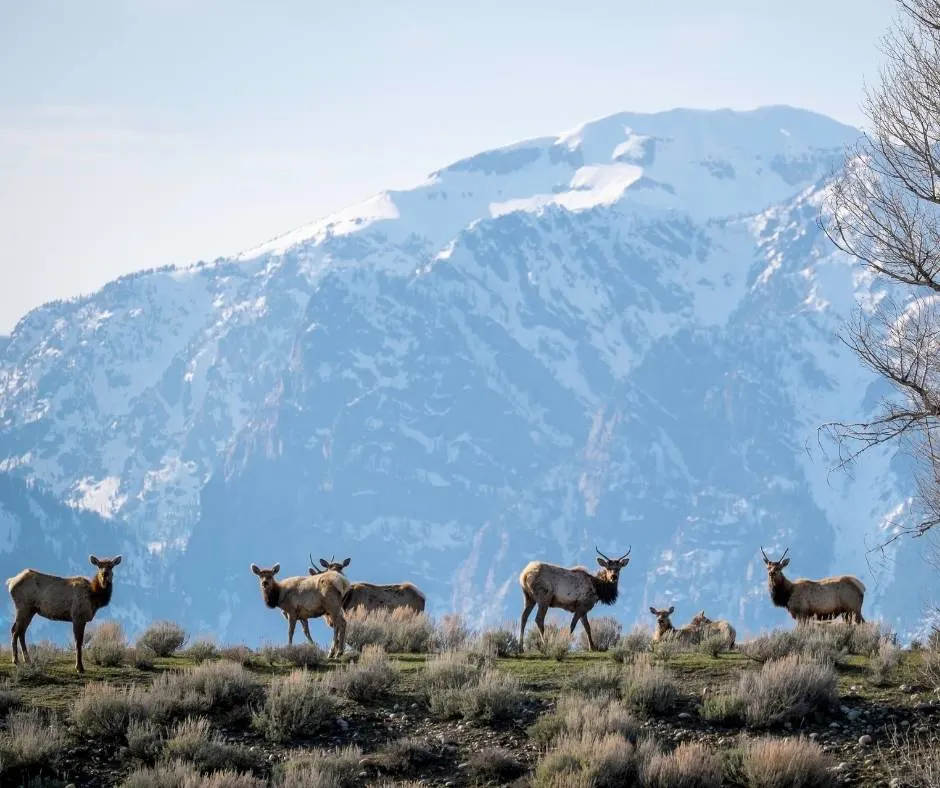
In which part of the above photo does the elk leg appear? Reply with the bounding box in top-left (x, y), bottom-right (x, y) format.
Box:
top-left (334, 615), bottom-right (346, 658)
top-left (519, 595), bottom-right (536, 653)
top-left (287, 615), bottom-right (297, 646)
top-left (534, 604), bottom-right (548, 641)
top-left (73, 619), bottom-right (87, 674)
top-left (13, 612), bottom-right (34, 664)
top-left (10, 621), bottom-right (18, 665)
top-left (579, 615), bottom-right (596, 652)
top-left (300, 619), bottom-right (315, 645)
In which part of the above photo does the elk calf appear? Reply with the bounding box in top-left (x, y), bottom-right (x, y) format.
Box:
top-left (251, 562), bottom-right (348, 657)
top-left (6, 554), bottom-right (122, 674)
top-left (649, 606), bottom-right (703, 646)
top-left (519, 545), bottom-right (631, 652)
top-left (761, 547), bottom-right (865, 624)
top-left (689, 610), bottom-right (736, 650)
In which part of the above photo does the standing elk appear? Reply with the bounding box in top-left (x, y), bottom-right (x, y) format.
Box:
top-left (519, 545), bottom-right (631, 652)
top-left (649, 606), bottom-right (704, 646)
top-left (250, 562), bottom-right (349, 657)
top-left (6, 554), bottom-right (122, 674)
top-left (760, 547), bottom-right (866, 624)
top-left (689, 610), bottom-right (736, 650)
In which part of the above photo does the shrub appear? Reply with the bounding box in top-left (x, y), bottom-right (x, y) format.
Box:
top-left (217, 645), bottom-right (254, 667)
top-left (274, 745), bottom-right (363, 788)
top-left (467, 747), bottom-right (525, 783)
top-left (86, 620), bottom-right (129, 667)
top-left (449, 668), bottom-right (524, 722)
top-left (10, 640), bottom-right (61, 684)
top-left (252, 670), bottom-right (338, 743)
top-left (869, 638), bottom-right (902, 686)
top-left (567, 664), bottom-right (623, 700)
top-left (0, 708), bottom-right (65, 772)
top-left (611, 626), bottom-right (652, 663)
top-left (260, 643), bottom-right (324, 669)
top-left (367, 737), bottom-right (436, 773)
top-left (578, 616), bottom-right (622, 652)
top-left (698, 633), bottom-right (730, 659)
top-left (0, 681), bottom-right (20, 715)
top-left (477, 626), bottom-right (520, 657)
top-left (162, 715), bottom-right (253, 773)
top-left (121, 762), bottom-right (265, 788)
top-left (883, 725), bottom-right (940, 788)
top-left (642, 741), bottom-right (723, 788)
top-left (130, 645), bottom-right (156, 671)
top-left (137, 621), bottom-right (188, 657)
top-left (621, 655), bottom-right (679, 716)
top-left (532, 732), bottom-right (648, 787)
top-left (738, 655), bottom-right (838, 727)
top-left (731, 735), bottom-right (834, 787)
top-left (739, 631), bottom-right (802, 663)
top-left (323, 644), bottom-right (396, 702)
top-left (530, 694), bottom-right (639, 746)
top-left (436, 614), bottom-right (473, 652)
top-left (70, 681), bottom-right (144, 740)
top-left (525, 623), bottom-right (572, 660)
top-left (920, 643), bottom-right (940, 691)
top-left (182, 638), bottom-right (219, 663)
top-left (699, 689), bottom-right (746, 726)
top-left (126, 718), bottom-right (164, 763)
top-left (145, 661), bottom-right (261, 723)
top-left (344, 607), bottom-right (437, 653)
top-left (423, 650), bottom-right (482, 694)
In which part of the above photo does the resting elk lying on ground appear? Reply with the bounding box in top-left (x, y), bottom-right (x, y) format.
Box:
top-left (308, 553), bottom-right (426, 615)
top-left (689, 609), bottom-right (736, 650)
top-left (6, 554), bottom-right (122, 673)
top-left (519, 545), bottom-right (631, 652)
top-left (250, 561), bottom-right (349, 657)
top-left (649, 606), bottom-right (703, 646)
top-left (761, 546), bottom-right (866, 624)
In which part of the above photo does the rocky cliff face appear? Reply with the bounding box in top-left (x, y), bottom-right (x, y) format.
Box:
top-left (1, 106), bottom-right (933, 645)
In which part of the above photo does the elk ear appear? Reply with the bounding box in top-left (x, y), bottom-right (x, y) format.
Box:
top-left (649, 606), bottom-right (657, 615)
top-left (668, 605), bottom-right (675, 614)
top-left (89, 555), bottom-right (100, 567)
top-left (597, 557), bottom-right (607, 568)
top-left (271, 563), bottom-right (281, 575)
top-left (320, 558), bottom-right (329, 568)
top-left (250, 564), bottom-right (262, 576)
top-left (780, 558), bottom-right (790, 568)
top-left (308, 567), bottom-right (318, 575)
top-left (342, 557), bottom-right (351, 567)
top-left (111, 555), bottom-right (122, 566)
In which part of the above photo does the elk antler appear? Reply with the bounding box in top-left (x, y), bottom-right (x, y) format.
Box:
top-left (760, 546), bottom-right (770, 562)
top-left (595, 545), bottom-right (612, 561)
top-left (308, 553), bottom-right (321, 574)
top-left (779, 546), bottom-right (791, 561)
top-left (618, 545), bottom-right (632, 561)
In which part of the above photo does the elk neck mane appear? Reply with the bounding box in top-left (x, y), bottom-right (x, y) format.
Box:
top-left (591, 569), bottom-right (619, 605)
top-left (262, 582), bottom-right (281, 609)
top-left (89, 574), bottom-right (113, 609)
top-left (768, 572), bottom-right (793, 608)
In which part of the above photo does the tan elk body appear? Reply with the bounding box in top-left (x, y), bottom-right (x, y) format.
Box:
top-left (251, 562), bottom-right (349, 657)
top-left (689, 610), bottom-right (737, 649)
top-left (649, 606), bottom-right (703, 646)
top-left (761, 547), bottom-right (865, 624)
top-left (6, 554), bottom-right (122, 673)
top-left (519, 546), bottom-right (631, 652)
top-left (342, 582), bottom-right (426, 614)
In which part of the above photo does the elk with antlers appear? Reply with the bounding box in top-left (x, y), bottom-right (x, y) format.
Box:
top-left (519, 545), bottom-right (631, 652)
top-left (6, 554), bottom-right (122, 673)
top-left (760, 546), bottom-right (866, 624)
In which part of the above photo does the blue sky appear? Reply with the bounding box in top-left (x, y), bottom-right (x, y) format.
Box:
top-left (0, 0), bottom-right (897, 332)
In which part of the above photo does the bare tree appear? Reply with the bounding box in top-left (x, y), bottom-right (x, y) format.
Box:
top-left (819, 0), bottom-right (940, 541)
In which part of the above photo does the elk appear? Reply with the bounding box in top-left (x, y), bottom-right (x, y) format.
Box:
top-left (689, 610), bottom-right (736, 650)
top-left (308, 554), bottom-right (351, 575)
top-left (6, 554), bottom-right (122, 674)
top-left (760, 547), bottom-right (866, 624)
top-left (649, 606), bottom-right (703, 646)
top-left (250, 562), bottom-right (348, 657)
top-left (519, 545), bottom-right (631, 652)
top-left (342, 582), bottom-right (426, 615)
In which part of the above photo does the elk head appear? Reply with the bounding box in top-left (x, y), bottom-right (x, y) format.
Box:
top-left (649, 606), bottom-right (676, 630)
top-left (760, 546), bottom-right (791, 583)
top-left (318, 555), bottom-right (351, 574)
top-left (595, 545), bottom-right (631, 581)
top-left (250, 563), bottom-right (281, 607)
top-left (89, 555), bottom-right (122, 587)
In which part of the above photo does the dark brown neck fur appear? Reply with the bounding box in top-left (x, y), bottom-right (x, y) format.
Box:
top-left (89, 575), bottom-right (113, 610)
top-left (769, 574), bottom-right (793, 608)
top-left (263, 582), bottom-right (281, 609)
top-left (592, 572), bottom-right (619, 605)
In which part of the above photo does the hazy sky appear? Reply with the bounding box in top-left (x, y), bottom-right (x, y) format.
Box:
top-left (0, 0), bottom-right (898, 333)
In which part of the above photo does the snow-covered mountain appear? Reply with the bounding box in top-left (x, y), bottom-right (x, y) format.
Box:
top-left (1, 105), bottom-right (935, 645)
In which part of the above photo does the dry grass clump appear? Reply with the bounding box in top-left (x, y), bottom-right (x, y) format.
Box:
top-left (322, 644), bottom-right (396, 702)
top-left (422, 651), bottom-right (524, 722)
top-left (476, 625), bottom-right (520, 657)
top-left (260, 643), bottom-right (324, 669)
top-left (739, 631), bottom-right (802, 663)
top-left (366, 737), bottom-right (436, 774)
top-left (610, 626), bottom-right (652, 663)
top-left (10, 640), bottom-right (62, 684)
top-left (620, 654), bottom-right (679, 716)
top-left (578, 616), bottom-right (622, 652)
top-left (0, 680), bottom-right (20, 715)
top-left (344, 607), bottom-right (438, 654)
top-left (252, 670), bottom-right (338, 743)
top-left (137, 621), bottom-right (188, 657)
top-left (737, 655), bottom-right (837, 727)
top-left (566, 664), bottom-right (623, 700)
top-left (146, 660), bottom-right (261, 723)
top-left (532, 732), bottom-right (651, 787)
top-left (121, 761), bottom-right (265, 788)
top-left (0, 708), bottom-right (65, 773)
top-left (161, 715), bottom-right (253, 773)
top-left (530, 694), bottom-right (639, 746)
top-left (126, 718), bottom-right (164, 763)
top-left (273, 745), bottom-right (363, 788)
top-left (869, 638), bottom-right (902, 686)
top-left (216, 645), bottom-right (254, 667)
top-left (698, 632), bottom-right (731, 659)
top-left (920, 642), bottom-right (940, 690)
top-left (728, 735), bottom-right (834, 787)
top-left (882, 726), bottom-right (940, 788)
top-left (86, 620), bottom-right (129, 667)
top-left (435, 614), bottom-right (473, 652)
top-left (741, 622), bottom-right (896, 666)
top-left (70, 681), bottom-right (145, 740)
top-left (467, 747), bottom-right (526, 784)
top-left (524, 623), bottom-right (573, 660)
top-left (129, 645), bottom-right (157, 670)
top-left (641, 741), bottom-right (724, 788)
